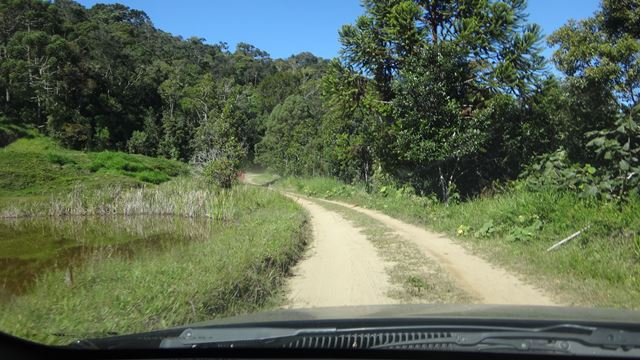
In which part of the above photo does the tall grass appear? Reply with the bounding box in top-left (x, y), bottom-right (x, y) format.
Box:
top-left (0, 177), bottom-right (247, 220)
top-left (277, 176), bottom-right (640, 309)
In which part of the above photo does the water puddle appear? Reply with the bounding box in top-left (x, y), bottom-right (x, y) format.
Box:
top-left (0, 216), bottom-right (215, 301)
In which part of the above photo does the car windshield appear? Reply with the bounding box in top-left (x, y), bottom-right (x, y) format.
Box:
top-left (1, 0), bottom-right (639, 355)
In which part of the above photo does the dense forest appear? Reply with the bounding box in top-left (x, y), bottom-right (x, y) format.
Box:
top-left (1, 0), bottom-right (638, 202)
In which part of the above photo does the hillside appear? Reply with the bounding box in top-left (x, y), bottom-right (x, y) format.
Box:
top-left (0, 131), bottom-right (187, 208)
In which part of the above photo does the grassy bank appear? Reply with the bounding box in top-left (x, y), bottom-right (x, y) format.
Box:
top-left (277, 177), bottom-right (640, 309)
top-left (0, 135), bottom-right (187, 204)
top-left (0, 183), bottom-right (308, 345)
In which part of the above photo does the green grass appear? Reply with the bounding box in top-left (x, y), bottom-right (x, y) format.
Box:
top-left (0, 136), bottom-right (188, 209)
top-left (0, 183), bottom-right (309, 345)
top-left (0, 118), bottom-right (32, 147)
top-left (277, 176), bottom-right (640, 309)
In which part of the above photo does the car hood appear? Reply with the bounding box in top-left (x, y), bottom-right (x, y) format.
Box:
top-left (72, 304), bottom-right (640, 349)
top-left (188, 304), bottom-right (640, 327)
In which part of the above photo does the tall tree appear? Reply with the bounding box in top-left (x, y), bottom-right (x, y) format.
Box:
top-left (549, 0), bottom-right (640, 161)
top-left (329, 0), bottom-right (547, 198)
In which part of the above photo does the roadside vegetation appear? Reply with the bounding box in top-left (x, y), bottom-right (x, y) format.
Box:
top-left (0, 186), bottom-right (308, 344)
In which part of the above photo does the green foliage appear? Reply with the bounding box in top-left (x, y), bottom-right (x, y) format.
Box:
top-left (0, 136), bottom-right (186, 203)
top-left (46, 152), bottom-right (76, 167)
top-left (473, 220), bottom-right (496, 239)
top-left (521, 149), bottom-right (600, 195)
top-left (202, 158), bottom-right (238, 189)
top-left (196, 137), bottom-right (247, 189)
top-left (391, 44), bottom-right (488, 201)
top-left (549, 0), bottom-right (640, 160)
top-left (505, 215), bottom-right (543, 242)
top-left (88, 152), bottom-right (147, 173)
top-left (56, 123), bottom-right (91, 150)
top-left (88, 151), bottom-right (185, 183)
top-left (127, 130), bottom-right (148, 155)
top-left (523, 115), bottom-right (639, 201)
top-left (586, 116), bottom-right (640, 200)
top-left (92, 127), bottom-right (110, 151)
top-left (134, 171), bottom-right (170, 184)
top-left (324, 0), bottom-right (551, 199)
top-left (256, 95), bottom-right (324, 175)
top-left (0, 0), bottom-right (326, 165)
top-left (0, 117), bottom-right (32, 147)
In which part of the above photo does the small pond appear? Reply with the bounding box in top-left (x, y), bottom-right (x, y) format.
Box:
top-left (0, 216), bottom-right (215, 301)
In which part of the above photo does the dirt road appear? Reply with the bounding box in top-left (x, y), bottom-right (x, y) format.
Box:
top-left (312, 197), bottom-right (556, 306)
top-left (242, 175), bottom-right (556, 307)
top-left (283, 194), bottom-right (396, 308)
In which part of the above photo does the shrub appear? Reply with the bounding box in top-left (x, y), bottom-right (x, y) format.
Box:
top-left (127, 130), bottom-right (148, 155)
top-left (135, 171), bottom-right (170, 184)
top-left (58, 123), bottom-right (90, 149)
top-left (202, 158), bottom-right (238, 189)
top-left (46, 152), bottom-right (76, 166)
top-left (193, 139), bottom-right (246, 189)
top-left (92, 127), bottom-right (110, 151)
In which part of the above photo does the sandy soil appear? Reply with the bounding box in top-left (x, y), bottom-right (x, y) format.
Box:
top-left (283, 194), bottom-right (397, 308)
top-left (312, 197), bottom-right (557, 306)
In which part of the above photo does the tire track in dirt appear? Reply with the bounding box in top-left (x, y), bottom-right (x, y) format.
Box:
top-left (310, 196), bottom-right (557, 306)
top-left (283, 193), bottom-right (397, 308)
top-left (242, 174), bottom-right (556, 306)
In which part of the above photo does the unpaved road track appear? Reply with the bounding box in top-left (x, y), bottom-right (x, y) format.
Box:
top-left (311, 197), bottom-right (556, 306)
top-left (283, 194), bottom-right (396, 308)
top-left (242, 176), bottom-right (556, 307)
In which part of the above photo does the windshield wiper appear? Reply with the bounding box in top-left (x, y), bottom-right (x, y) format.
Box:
top-left (159, 324), bottom-right (640, 356)
top-left (371, 324), bottom-right (640, 355)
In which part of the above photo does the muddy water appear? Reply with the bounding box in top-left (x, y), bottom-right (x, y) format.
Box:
top-left (0, 216), bottom-right (214, 301)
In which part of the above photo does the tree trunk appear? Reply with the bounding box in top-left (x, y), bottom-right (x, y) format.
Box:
top-left (438, 165), bottom-right (449, 204)
top-left (429, 0), bottom-right (439, 44)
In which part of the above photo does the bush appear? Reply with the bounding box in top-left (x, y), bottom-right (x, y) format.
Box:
top-left (193, 139), bottom-right (246, 189)
top-left (127, 130), bottom-right (148, 155)
top-left (57, 123), bottom-right (90, 149)
top-left (135, 171), bottom-right (170, 184)
top-left (92, 127), bottom-right (110, 151)
top-left (46, 152), bottom-right (76, 166)
top-left (202, 158), bottom-right (238, 189)
top-left (521, 149), bottom-right (599, 195)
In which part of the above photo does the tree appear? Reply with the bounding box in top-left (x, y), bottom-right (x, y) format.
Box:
top-left (392, 44), bottom-right (488, 201)
top-left (256, 95), bottom-right (323, 175)
top-left (549, 0), bottom-right (640, 160)
top-left (320, 60), bottom-right (377, 183)
top-left (329, 0), bottom-right (547, 197)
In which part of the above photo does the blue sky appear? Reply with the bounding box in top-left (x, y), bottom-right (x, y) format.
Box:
top-left (77, 0), bottom-right (601, 60)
